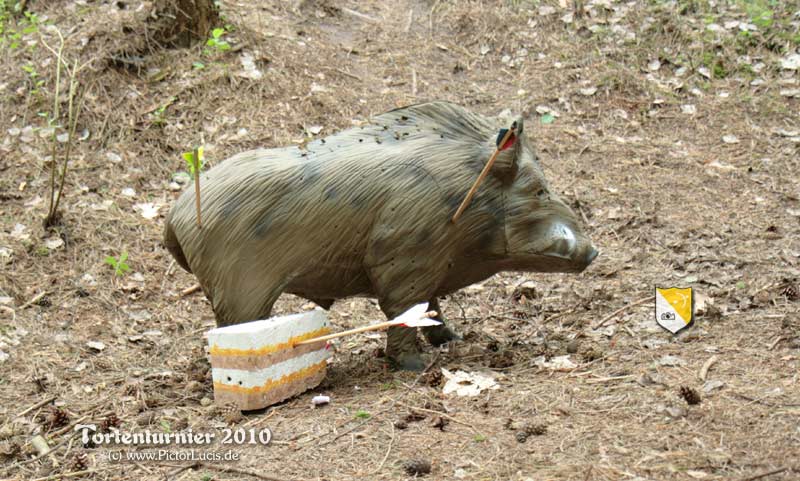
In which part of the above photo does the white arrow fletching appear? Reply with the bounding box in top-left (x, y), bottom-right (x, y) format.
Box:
top-left (402, 317), bottom-right (443, 327)
top-left (389, 302), bottom-right (435, 327)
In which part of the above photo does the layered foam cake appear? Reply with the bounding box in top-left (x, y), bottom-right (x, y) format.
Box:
top-left (207, 309), bottom-right (331, 410)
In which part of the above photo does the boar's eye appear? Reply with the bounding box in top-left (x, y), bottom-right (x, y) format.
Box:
top-left (536, 188), bottom-right (549, 200)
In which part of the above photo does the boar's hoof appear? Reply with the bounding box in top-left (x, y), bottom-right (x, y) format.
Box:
top-left (423, 325), bottom-right (462, 347)
top-left (389, 352), bottom-right (428, 372)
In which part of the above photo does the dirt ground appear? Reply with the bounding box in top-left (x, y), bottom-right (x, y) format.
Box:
top-left (1, 0), bottom-right (799, 480)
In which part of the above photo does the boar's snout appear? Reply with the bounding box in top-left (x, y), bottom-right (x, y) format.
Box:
top-left (506, 197), bottom-right (598, 273)
top-left (540, 221), bottom-right (598, 272)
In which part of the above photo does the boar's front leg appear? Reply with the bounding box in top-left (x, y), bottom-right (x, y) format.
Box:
top-left (385, 324), bottom-right (425, 371)
top-left (373, 282), bottom-right (432, 372)
top-left (422, 297), bottom-right (461, 347)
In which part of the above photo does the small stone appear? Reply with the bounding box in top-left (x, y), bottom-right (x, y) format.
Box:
top-left (538, 5), bottom-right (556, 15)
top-left (658, 355), bottom-right (684, 367)
top-left (172, 172), bottom-right (191, 185)
top-left (722, 135), bottom-right (739, 144)
top-left (200, 397), bottom-right (213, 407)
top-left (86, 341), bottom-right (106, 351)
top-left (0, 247), bottom-right (12, 264)
top-left (666, 406), bottom-right (687, 418)
top-left (702, 380), bottom-right (725, 393)
top-left (566, 339), bottom-right (579, 354)
top-left (781, 53), bottom-right (800, 70)
top-left (44, 237), bottom-right (64, 250)
top-left (136, 412), bottom-right (156, 426)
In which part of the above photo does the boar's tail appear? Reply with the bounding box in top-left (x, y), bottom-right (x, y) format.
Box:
top-left (163, 214), bottom-right (192, 273)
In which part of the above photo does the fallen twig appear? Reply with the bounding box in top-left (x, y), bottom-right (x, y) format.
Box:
top-left (181, 284), bottom-right (202, 297)
top-left (28, 467), bottom-right (114, 481)
top-left (585, 375), bottom-right (635, 384)
top-left (17, 396), bottom-right (57, 418)
top-left (19, 291), bottom-right (49, 310)
top-left (397, 401), bottom-right (483, 435)
top-left (541, 307), bottom-right (577, 325)
top-left (369, 422), bottom-right (395, 475)
top-left (593, 296), bottom-right (651, 329)
top-left (699, 355), bottom-right (718, 381)
top-left (740, 467), bottom-right (787, 481)
top-left (197, 462), bottom-right (289, 481)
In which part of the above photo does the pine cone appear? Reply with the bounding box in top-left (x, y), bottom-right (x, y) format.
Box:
top-left (45, 407), bottom-right (69, 430)
top-left (173, 417), bottom-right (189, 431)
top-left (100, 414), bottom-right (121, 432)
top-left (71, 452), bottom-right (89, 471)
top-left (781, 283), bottom-right (798, 301)
top-left (679, 386), bottom-right (702, 405)
top-left (221, 403), bottom-right (242, 425)
top-left (423, 369), bottom-right (443, 387)
top-left (525, 423), bottom-right (548, 436)
top-left (0, 441), bottom-right (21, 462)
top-left (403, 459), bottom-right (432, 476)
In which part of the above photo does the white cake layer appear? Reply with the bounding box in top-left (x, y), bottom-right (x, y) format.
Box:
top-left (212, 348), bottom-right (331, 389)
top-left (207, 309), bottom-right (329, 352)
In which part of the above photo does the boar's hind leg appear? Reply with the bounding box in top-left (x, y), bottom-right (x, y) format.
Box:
top-left (422, 298), bottom-right (461, 347)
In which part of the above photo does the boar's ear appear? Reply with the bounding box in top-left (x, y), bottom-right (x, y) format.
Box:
top-left (488, 116), bottom-right (524, 181)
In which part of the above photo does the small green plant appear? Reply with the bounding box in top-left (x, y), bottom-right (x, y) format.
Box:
top-left (1, 3), bottom-right (40, 49)
top-left (473, 434), bottom-right (487, 442)
top-left (354, 410), bottom-right (370, 420)
top-left (204, 27), bottom-right (230, 54)
top-left (105, 251), bottom-right (130, 276)
top-left (741, 0), bottom-right (774, 29)
top-left (200, 474), bottom-right (213, 481)
top-left (21, 63), bottom-right (44, 93)
top-left (40, 27), bottom-right (94, 228)
top-left (192, 61), bottom-right (206, 70)
top-left (150, 96), bottom-right (176, 126)
top-left (540, 113), bottom-right (555, 125)
top-left (182, 146), bottom-right (205, 179)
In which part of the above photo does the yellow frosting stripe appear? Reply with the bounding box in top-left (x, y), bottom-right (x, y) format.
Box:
top-left (209, 327), bottom-right (331, 356)
top-left (213, 360), bottom-right (327, 393)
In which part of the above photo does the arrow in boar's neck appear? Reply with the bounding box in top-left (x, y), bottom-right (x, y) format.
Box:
top-left (451, 121), bottom-right (517, 223)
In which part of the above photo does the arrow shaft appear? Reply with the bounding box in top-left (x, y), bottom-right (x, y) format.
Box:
top-left (293, 311), bottom-right (438, 347)
top-left (451, 126), bottom-right (515, 223)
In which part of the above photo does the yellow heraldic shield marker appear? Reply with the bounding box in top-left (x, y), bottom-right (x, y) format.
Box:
top-left (655, 287), bottom-right (693, 333)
